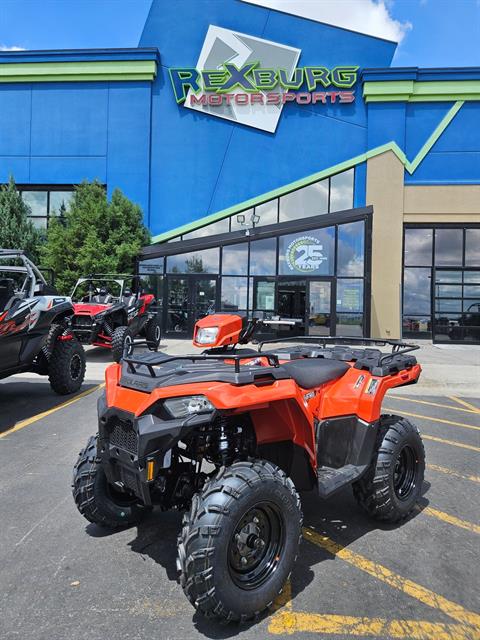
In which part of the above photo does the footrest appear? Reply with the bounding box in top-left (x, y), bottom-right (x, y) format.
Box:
top-left (317, 464), bottom-right (368, 498)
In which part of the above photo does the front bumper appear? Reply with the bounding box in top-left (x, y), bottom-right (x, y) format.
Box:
top-left (97, 393), bottom-right (212, 505)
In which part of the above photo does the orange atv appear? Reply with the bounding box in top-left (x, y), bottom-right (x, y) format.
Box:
top-left (72, 313), bottom-right (425, 623)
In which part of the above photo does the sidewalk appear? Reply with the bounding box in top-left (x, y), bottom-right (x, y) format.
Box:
top-left (9, 338), bottom-right (479, 398)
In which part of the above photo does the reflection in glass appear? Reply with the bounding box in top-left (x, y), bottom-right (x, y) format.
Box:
top-left (308, 281), bottom-right (330, 336)
top-left (22, 191), bottom-right (48, 216)
top-left (49, 191), bottom-right (74, 215)
top-left (464, 285), bottom-right (480, 297)
top-left (465, 229), bottom-right (480, 266)
top-left (435, 284), bottom-right (462, 298)
top-left (336, 314), bottom-right (363, 336)
top-left (222, 243), bottom-right (248, 275)
top-left (278, 227), bottom-right (334, 276)
top-left (31, 217), bottom-right (47, 229)
top-left (337, 220), bottom-right (364, 276)
top-left (337, 279), bottom-right (363, 312)
top-left (254, 200), bottom-right (278, 227)
top-left (253, 279), bottom-right (275, 311)
top-left (279, 179), bottom-right (328, 222)
top-left (404, 228), bottom-right (433, 266)
top-left (435, 270), bottom-right (462, 283)
top-left (250, 238), bottom-right (276, 275)
top-left (166, 247), bottom-right (219, 273)
top-left (464, 271), bottom-right (480, 283)
top-left (403, 315), bottom-right (431, 337)
top-left (435, 228), bottom-right (463, 266)
top-left (403, 268), bottom-right (431, 314)
top-left (138, 275), bottom-right (163, 301)
top-left (329, 169), bottom-right (354, 212)
top-left (435, 298), bottom-right (462, 313)
top-left (167, 278), bottom-right (188, 333)
top-left (193, 279), bottom-right (217, 321)
top-left (221, 277), bottom-right (247, 311)
top-left (464, 299), bottom-right (480, 312)
top-left (183, 218), bottom-right (230, 240)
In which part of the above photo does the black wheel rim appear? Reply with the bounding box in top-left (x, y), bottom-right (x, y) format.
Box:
top-left (393, 445), bottom-right (417, 501)
top-left (228, 502), bottom-right (285, 590)
top-left (105, 478), bottom-right (138, 507)
top-left (70, 353), bottom-right (82, 381)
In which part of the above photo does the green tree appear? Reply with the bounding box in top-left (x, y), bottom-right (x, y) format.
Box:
top-left (41, 180), bottom-right (150, 293)
top-left (0, 176), bottom-right (41, 259)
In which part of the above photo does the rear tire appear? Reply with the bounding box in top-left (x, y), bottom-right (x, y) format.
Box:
top-left (111, 326), bottom-right (132, 362)
top-left (177, 460), bottom-right (302, 623)
top-left (48, 338), bottom-right (86, 395)
top-left (145, 316), bottom-right (161, 349)
top-left (72, 435), bottom-right (148, 529)
top-left (353, 414), bottom-right (425, 522)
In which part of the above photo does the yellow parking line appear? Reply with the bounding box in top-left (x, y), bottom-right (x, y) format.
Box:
top-left (449, 396), bottom-right (480, 414)
top-left (301, 528), bottom-right (480, 629)
top-left (384, 407), bottom-right (480, 432)
top-left (423, 434), bottom-right (480, 453)
top-left (419, 506), bottom-right (480, 535)
top-left (427, 463), bottom-right (480, 484)
top-left (388, 395), bottom-right (480, 415)
top-left (0, 383), bottom-right (104, 439)
top-left (269, 611), bottom-right (480, 639)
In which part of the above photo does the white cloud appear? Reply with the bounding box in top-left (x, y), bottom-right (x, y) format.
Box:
top-left (0, 45), bottom-right (26, 51)
top-left (243, 0), bottom-right (411, 43)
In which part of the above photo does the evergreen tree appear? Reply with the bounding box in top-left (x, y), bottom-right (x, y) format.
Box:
top-left (41, 180), bottom-right (150, 294)
top-left (0, 177), bottom-right (41, 259)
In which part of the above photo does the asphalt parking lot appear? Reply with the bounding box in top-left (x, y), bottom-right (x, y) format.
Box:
top-left (1, 361), bottom-right (479, 639)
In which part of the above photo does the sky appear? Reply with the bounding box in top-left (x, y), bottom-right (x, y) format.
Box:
top-left (0, 0), bottom-right (478, 68)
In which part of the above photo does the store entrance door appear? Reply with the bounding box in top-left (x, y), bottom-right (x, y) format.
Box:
top-left (307, 280), bottom-right (333, 336)
top-left (165, 275), bottom-right (218, 337)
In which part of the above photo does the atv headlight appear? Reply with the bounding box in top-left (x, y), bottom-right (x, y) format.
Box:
top-left (195, 327), bottom-right (219, 344)
top-left (163, 395), bottom-right (215, 419)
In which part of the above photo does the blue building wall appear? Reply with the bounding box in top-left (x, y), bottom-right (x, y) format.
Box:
top-left (0, 76), bottom-right (152, 221)
top-left (140, 0), bottom-right (396, 236)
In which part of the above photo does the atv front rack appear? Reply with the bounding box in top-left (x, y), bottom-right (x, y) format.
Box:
top-left (123, 341), bottom-right (280, 378)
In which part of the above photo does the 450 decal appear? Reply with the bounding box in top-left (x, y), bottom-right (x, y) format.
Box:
top-left (170, 63), bottom-right (358, 104)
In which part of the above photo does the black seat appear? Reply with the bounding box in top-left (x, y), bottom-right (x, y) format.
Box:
top-left (93, 287), bottom-right (112, 304)
top-left (281, 358), bottom-right (349, 389)
top-left (122, 287), bottom-right (136, 307)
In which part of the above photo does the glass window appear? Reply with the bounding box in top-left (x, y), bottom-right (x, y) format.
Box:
top-left (404, 228), bottom-right (433, 266)
top-left (435, 298), bottom-right (462, 313)
top-left (337, 220), bottom-right (364, 276)
top-left (336, 279), bottom-right (363, 313)
top-left (329, 169), bottom-right (354, 213)
top-left (138, 257), bottom-right (164, 274)
top-left (182, 218), bottom-right (230, 240)
top-left (279, 179), bottom-right (328, 222)
top-left (435, 284), bottom-right (462, 298)
top-left (222, 243), bottom-right (248, 275)
top-left (464, 271), bottom-right (480, 283)
top-left (231, 208), bottom-right (253, 232)
top-left (336, 313), bottom-right (363, 337)
top-left (403, 267), bottom-right (431, 315)
top-left (22, 191), bottom-right (47, 216)
top-left (464, 299), bottom-right (480, 312)
top-left (435, 229), bottom-right (463, 266)
top-left (464, 285), bottom-right (480, 298)
top-left (253, 278), bottom-right (275, 311)
top-left (254, 200), bottom-right (278, 227)
top-left (435, 270), bottom-right (462, 283)
top-left (30, 217), bottom-right (47, 229)
top-left (138, 275), bottom-right (163, 301)
top-left (221, 277), bottom-right (248, 311)
top-left (166, 247), bottom-right (219, 273)
top-left (49, 191), bottom-right (73, 215)
top-left (278, 227), bottom-right (335, 276)
top-left (465, 229), bottom-right (480, 266)
top-left (403, 315), bottom-right (431, 337)
top-left (250, 237), bottom-right (276, 276)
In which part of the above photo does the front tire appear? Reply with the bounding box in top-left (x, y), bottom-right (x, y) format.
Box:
top-left (111, 326), bottom-right (132, 362)
top-left (72, 435), bottom-right (148, 529)
top-left (177, 460), bottom-right (302, 623)
top-left (48, 338), bottom-right (86, 394)
top-left (145, 315), bottom-right (161, 349)
top-left (353, 415), bottom-right (425, 522)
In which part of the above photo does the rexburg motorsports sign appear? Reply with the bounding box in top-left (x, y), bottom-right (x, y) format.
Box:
top-left (169, 25), bottom-right (358, 133)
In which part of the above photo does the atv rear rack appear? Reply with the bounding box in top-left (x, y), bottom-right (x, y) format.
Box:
top-left (258, 335), bottom-right (419, 364)
top-left (123, 341), bottom-right (280, 378)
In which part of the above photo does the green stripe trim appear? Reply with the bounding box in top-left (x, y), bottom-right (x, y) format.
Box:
top-left (150, 100), bottom-right (464, 244)
top-left (0, 60), bottom-right (157, 83)
top-left (363, 80), bottom-right (480, 102)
